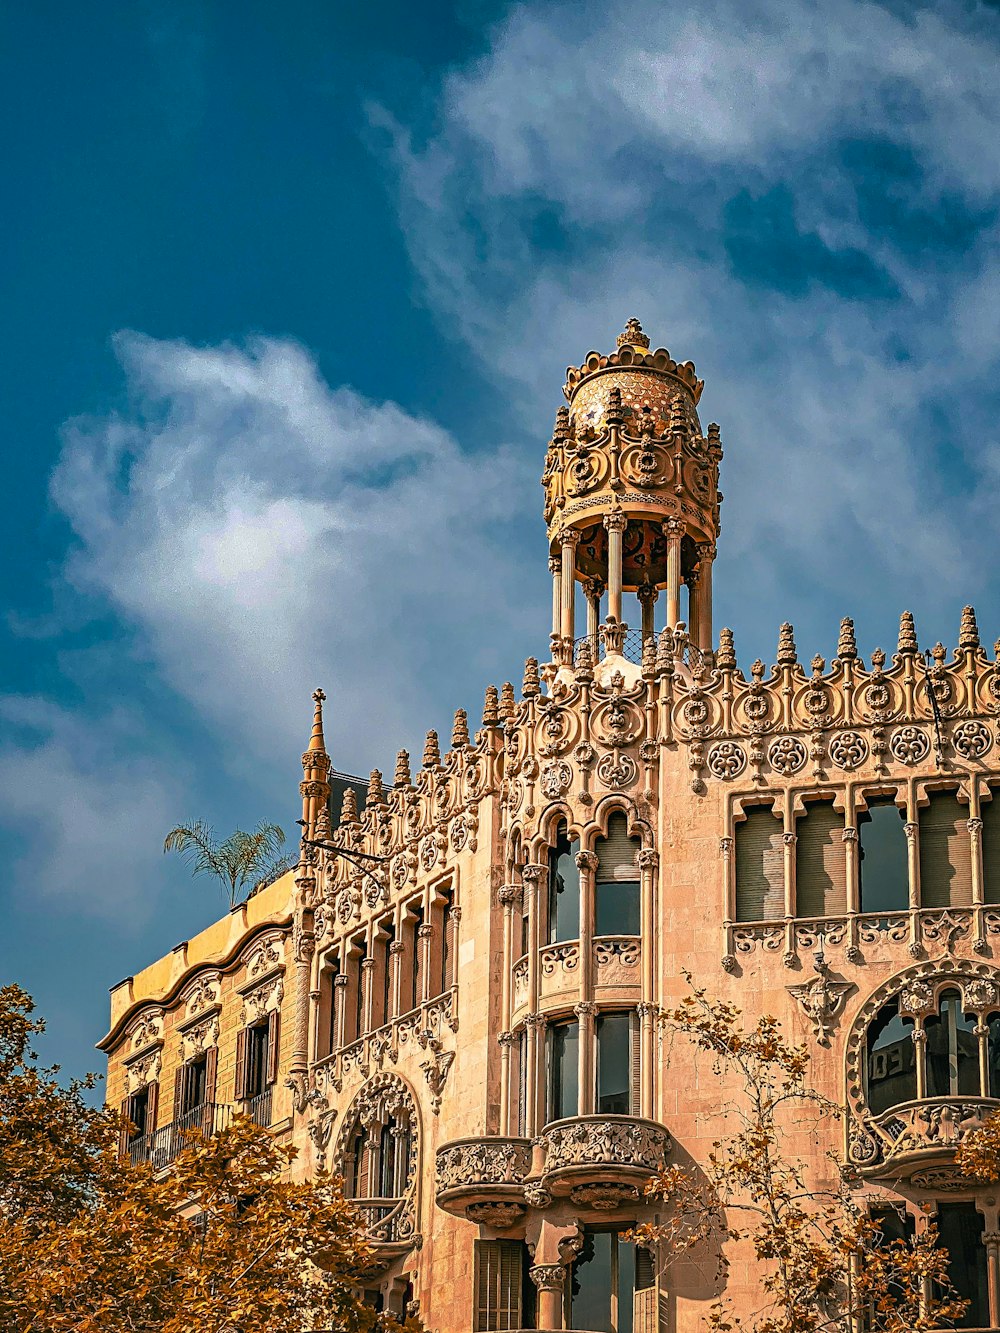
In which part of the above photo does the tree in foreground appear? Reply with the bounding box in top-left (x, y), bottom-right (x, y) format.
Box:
top-left (0, 984), bottom-right (386, 1333)
top-left (634, 979), bottom-right (965, 1332)
top-left (163, 819), bottom-right (295, 907)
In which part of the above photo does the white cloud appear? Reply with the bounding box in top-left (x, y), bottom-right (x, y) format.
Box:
top-left (0, 696), bottom-right (181, 922)
top-left (51, 334), bottom-right (538, 774)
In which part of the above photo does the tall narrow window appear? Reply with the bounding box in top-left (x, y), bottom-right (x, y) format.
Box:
top-left (517, 1029), bottom-right (528, 1137)
top-left (569, 1229), bottom-right (650, 1333)
top-left (319, 960), bottom-right (338, 1058)
top-left (596, 1012), bottom-right (634, 1115)
top-left (735, 806), bottom-right (784, 921)
top-left (935, 1203), bottom-right (988, 1330)
top-left (919, 791), bottom-right (972, 909)
top-left (595, 814), bottom-right (640, 937)
top-left (864, 1000), bottom-right (916, 1116)
top-left (548, 823), bottom-right (581, 944)
top-left (475, 1239), bottom-right (533, 1332)
top-left (439, 889), bottom-right (454, 995)
top-left (795, 800), bottom-right (846, 918)
top-left (380, 922), bottom-right (395, 1028)
top-left (859, 797), bottom-right (909, 912)
top-left (410, 908), bottom-right (424, 1012)
top-left (352, 936), bottom-right (367, 1040)
top-left (982, 791), bottom-right (1000, 905)
top-left (924, 989), bottom-right (979, 1098)
top-left (546, 1019), bottom-right (579, 1123)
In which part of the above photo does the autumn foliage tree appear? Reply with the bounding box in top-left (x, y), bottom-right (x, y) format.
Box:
top-left (634, 979), bottom-right (966, 1332)
top-left (0, 984), bottom-right (385, 1333)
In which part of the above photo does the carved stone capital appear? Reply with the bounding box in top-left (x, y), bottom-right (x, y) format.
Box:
top-left (603, 509), bottom-right (628, 535)
top-left (575, 850), bottom-right (599, 872)
top-left (497, 1031), bottom-right (516, 1049)
top-left (525, 1011), bottom-right (547, 1031)
top-left (417, 923), bottom-right (435, 939)
top-left (574, 1001), bottom-right (598, 1019)
top-left (637, 848), bottom-right (659, 870)
top-left (663, 517), bottom-right (684, 540)
top-left (842, 826), bottom-right (859, 843)
top-left (559, 526), bottom-right (582, 550)
top-left (498, 885), bottom-right (522, 908)
top-left (389, 940), bottom-right (406, 955)
top-left (719, 836), bottom-right (733, 859)
top-left (521, 863), bottom-right (547, 887)
top-left (548, 555), bottom-right (562, 576)
top-left (530, 1263), bottom-right (566, 1292)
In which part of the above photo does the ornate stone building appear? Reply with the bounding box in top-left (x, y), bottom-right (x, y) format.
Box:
top-left (101, 320), bottom-right (1000, 1331)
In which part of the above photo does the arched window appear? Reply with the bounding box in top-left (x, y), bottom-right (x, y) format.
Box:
top-left (546, 1018), bottom-right (579, 1122)
top-left (594, 813), bottom-right (641, 937)
top-left (548, 823), bottom-right (581, 944)
top-left (865, 1000), bottom-right (916, 1116)
top-left (795, 800), bottom-right (846, 918)
top-left (338, 1076), bottom-right (419, 1246)
top-left (924, 989), bottom-right (979, 1098)
top-left (859, 797), bottom-right (909, 912)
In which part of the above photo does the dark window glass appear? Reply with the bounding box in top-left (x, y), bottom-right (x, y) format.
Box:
top-left (354, 938), bottom-right (367, 1038)
top-left (925, 989), bottom-right (980, 1098)
top-left (597, 1013), bottom-right (631, 1115)
top-left (569, 1229), bottom-right (640, 1333)
top-left (182, 1055), bottom-right (207, 1115)
top-left (127, 1087), bottom-right (149, 1140)
top-left (246, 1022), bottom-right (269, 1098)
top-left (410, 912), bottom-right (423, 1012)
top-left (865, 1001), bottom-right (916, 1115)
top-left (382, 924), bottom-right (395, 1024)
top-left (936, 1202), bottom-right (988, 1329)
top-left (595, 881), bottom-right (640, 936)
top-left (548, 825), bottom-right (581, 944)
top-left (859, 799), bottom-right (909, 912)
top-left (989, 1015), bottom-right (1000, 1098)
top-left (546, 1021), bottom-right (579, 1123)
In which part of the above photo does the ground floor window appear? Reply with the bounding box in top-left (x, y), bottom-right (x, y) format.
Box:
top-left (936, 1202), bottom-right (989, 1330)
top-left (568, 1228), bottom-right (654, 1333)
top-left (474, 1239), bottom-right (535, 1332)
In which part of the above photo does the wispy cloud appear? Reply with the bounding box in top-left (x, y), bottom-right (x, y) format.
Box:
top-left (50, 333), bottom-right (538, 775)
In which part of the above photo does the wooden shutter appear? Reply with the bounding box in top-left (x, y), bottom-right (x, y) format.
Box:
top-left (920, 792), bottom-right (972, 908)
top-left (204, 1046), bottom-right (218, 1106)
top-left (234, 1028), bottom-right (248, 1101)
top-left (146, 1079), bottom-right (159, 1133)
top-left (735, 807), bottom-right (784, 921)
top-left (795, 802), bottom-right (847, 918)
top-left (118, 1096), bottom-right (130, 1156)
top-left (629, 1010), bottom-right (642, 1116)
top-left (983, 795), bottom-right (1000, 905)
top-left (475, 1239), bottom-right (523, 1332)
top-left (266, 1011), bottom-right (280, 1085)
top-left (173, 1065), bottom-right (185, 1121)
top-left (597, 814), bottom-right (638, 881)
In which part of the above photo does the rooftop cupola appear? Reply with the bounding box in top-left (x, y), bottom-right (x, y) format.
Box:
top-left (542, 319), bottom-right (722, 671)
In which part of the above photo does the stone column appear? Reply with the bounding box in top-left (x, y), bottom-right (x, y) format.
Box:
top-left (844, 825), bottom-right (860, 913)
top-left (499, 885), bottom-right (521, 1132)
top-left (417, 922), bottom-right (435, 1006)
top-left (686, 568), bottom-right (702, 656)
top-left (604, 508), bottom-right (627, 624)
top-left (694, 541), bottom-right (716, 651)
top-left (663, 517), bottom-right (683, 629)
top-left (560, 528), bottom-right (579, 647)
top-left (970, 816), bottom-right (985, 905)
top-left (638, 848), bottom-right (658, 1118)
top-left (291, 910), bottom-right (315, 1091)
top-left (638, 581), bottom-right (658, 643)
top-left (522, 863), bottom-right (547, 1136)
top-left (984, 1229), bottom-right (1000, 1328)
top-left (530, 1263), bottom-right (566, 1331)
top-left (360, 957), bottom-right (377, 1036)
top-left (333, 971), bottom-right (349, 1051)
top-left (549, 555), bottom-right (562, 660)
top-left (584, 577), bottom-right (604, 662)
top-left (388, 940), bottom-right (405, 1023)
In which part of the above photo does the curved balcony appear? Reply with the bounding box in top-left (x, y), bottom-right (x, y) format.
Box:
top-left (435, 1135), bottom-right (533, 1227)
top-left (865, 1096), bottom-right (1000, 1179)
top-left (540, 1114), bottom-right (671, 1209)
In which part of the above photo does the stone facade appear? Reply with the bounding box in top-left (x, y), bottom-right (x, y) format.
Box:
top-left (102, 320), bottom-right (1000, 1332)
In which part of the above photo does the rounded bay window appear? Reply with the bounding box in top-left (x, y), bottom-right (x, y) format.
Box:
top-left (848, 964), bottom-right (1000, 1178)
top-left (336, 1073), bottom-right (419, 1251)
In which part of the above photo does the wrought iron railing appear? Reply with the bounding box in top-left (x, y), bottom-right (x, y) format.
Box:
top-left (246, 1088), bottom-right (272, 1129)
top-left (128, 1102), bottom-right (232, 1169)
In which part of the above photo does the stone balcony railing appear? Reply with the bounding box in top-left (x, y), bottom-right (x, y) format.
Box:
top-left (864, 1096), bottom-right (1000, 1178)
top-left (435, 1115), bottom-right (670, 1225)
top-left (512, 937), bottom-right (642, 1014)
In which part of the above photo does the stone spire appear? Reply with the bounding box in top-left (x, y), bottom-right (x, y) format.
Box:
top-left (499, 682), bottom-right (516, 723)
top-left (898, 610), bottom-right (918, 655)
top-left (422, 730), bottom-right (441, 769)
top-left (394, 749), bottom-right (412, 787)
top-left (482, 685), bottom-right (500, 728)
top-left (300, 688), bottom-right (332, 842)
top-left (522, 657), bottom-right (541, 698)
top-left (451, 708), bottom-right (470, 749)
top-left (367, 768), bottom-right (387, 808)
top-left (340, 785), bottom-right (359, 827)
top-left (716, 627), bottom-right (736, 670)
top-left (777, 623), bottom-right (797, 666)
top-left (959, 605), bottom-right (980, 651)
top-left (837, 617), bottom-right (857, 661)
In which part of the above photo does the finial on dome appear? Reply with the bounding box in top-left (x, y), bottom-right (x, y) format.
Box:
top-left (617, 317), bottom-right (650, 351)
top-left (308, 688), bottom-right (327, 752)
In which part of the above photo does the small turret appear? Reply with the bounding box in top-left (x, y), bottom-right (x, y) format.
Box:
top-left (499, 682), bottom-right (517, 723)
top-left (299, 688), bottom-right (332, 842)
top-left (482, 685), bottom-right (500, 728)
top-left (340, 785), bottom-right (359, 827)
top-left (837, 617), bottom-right (858, 661)
top-left (960, 605), bottom-right (980, 651)
top-left (716, 627), bottom-right (736, 670)
top-left (898, 611), bottom-right (918, 655)
top-left (451, 709), bottom-right (470, 749)
top-left (777, 623), bottom-right (797, 666)
top-left (367, 768), bottom-right (387, 808)
top-left (394, 749), bottom-right (412, 787)
top-left (522, 658), bottom-right (541, 698)
top-left (422, 730), bottom-right (441, 769)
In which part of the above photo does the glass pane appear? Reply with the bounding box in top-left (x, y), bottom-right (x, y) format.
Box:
top-left (571, 1230), bottom-right (613, 1333)
top-left (927, 990), bottom-right (981, 1097)
top-left (547, 1022), bottom-right (579, 1122)
top-left (859, 800), bottom-right (909, 912)
top-left (617, 1236), bottom-right (636, 1333)
top-left (597, 1013), bottom-right (631, 1115)
top-left (548, 828), bottom-right (581, 944)
top-left (988, 1016), bottom-right (1000, 1098)
top-left (936, 1203), bottom-right (988, 1329)
top-left (595, 881), bottom-right (640, 936)
top-left (865, 1001), bottom-right (916, 1114)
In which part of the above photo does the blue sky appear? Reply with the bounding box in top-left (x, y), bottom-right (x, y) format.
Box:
top-left (3, 0), bottom-right (1000, 1086)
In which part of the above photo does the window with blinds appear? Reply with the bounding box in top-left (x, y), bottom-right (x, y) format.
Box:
top-left (595, 814), bottom-right (641, 936)
top-left (795, 801), bottom-right (847, 918)
top-left (597, 814), bottom-right (639, 880)
top-left (919, 791), bottom-right (972, 909)
top-left (735, 806), bottom-right (784, 921)
top-left (475, 1240), bottom-right (525, 1332)
top-left (982, 792), bottom-right (1000, 905)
